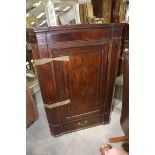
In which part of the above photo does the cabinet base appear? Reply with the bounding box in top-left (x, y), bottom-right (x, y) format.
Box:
top-left (49, 115), bottom-right (110, 136)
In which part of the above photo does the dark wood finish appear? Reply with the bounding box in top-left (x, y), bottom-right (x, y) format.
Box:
top-left (117, 23), bottom-right (129, 76)
top-left (109, 136), bottom-right (128, 143)
top-left (26, 81), bottom-right (38, 128)
top-left (111, 0), bottom-right (121, 23)
top-left (91, 0), bottom-right (103, 17)
top-left (108, 50), bottom-right (129, 145)
top-left (121, 51), bottom-right (129, 137)
top-left (27, 24), bottom-right (126, 136)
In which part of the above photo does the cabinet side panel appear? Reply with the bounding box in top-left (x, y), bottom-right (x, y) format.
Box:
top-left (35, 45), bottom-right (56, 105)
top-left (104, 38), bottom-right (122, 122)
top-left (45, 108), bottom-right (62, 125)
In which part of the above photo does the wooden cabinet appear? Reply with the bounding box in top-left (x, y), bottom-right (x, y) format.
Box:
top-left (27, 24), bottom-right (126, 136)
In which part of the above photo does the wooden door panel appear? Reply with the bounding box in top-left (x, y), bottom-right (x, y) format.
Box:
top-left (59, 48), bottom-right (106, 120)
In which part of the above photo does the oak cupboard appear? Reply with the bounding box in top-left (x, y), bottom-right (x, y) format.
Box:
top-left (27, 24), bottom-right (126, 136)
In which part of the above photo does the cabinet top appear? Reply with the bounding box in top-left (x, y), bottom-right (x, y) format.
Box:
top-left (27, 23), bottom-right (127, 33)
top-left (27, 23), bottom-right (127, 45)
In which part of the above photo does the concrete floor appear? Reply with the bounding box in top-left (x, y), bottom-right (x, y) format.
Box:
top-left (26, 91), bottom-right (124, 155)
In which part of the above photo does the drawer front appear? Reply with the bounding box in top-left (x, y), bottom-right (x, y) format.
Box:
top-left (56, 44), bottom-right (109, 121)
top-left (63, 115), bottom-right (103, 132)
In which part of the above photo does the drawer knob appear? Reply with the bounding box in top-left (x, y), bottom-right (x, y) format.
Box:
top-left (78, 120), bottom-right (88, 125)
top-left (78, 122), bottom-right (84, 125)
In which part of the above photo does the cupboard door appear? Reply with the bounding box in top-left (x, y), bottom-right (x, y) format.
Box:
top-left (55, 45), bottom-right (109, 121)
top-left (64, 52), bottom-right (101, 117)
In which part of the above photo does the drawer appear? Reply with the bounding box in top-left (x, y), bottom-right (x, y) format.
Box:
top-left (63, 115), bottom-right (103, 132)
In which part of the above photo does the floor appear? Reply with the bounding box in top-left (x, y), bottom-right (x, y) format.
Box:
top-left (26, 88), bottom-right (125, 155)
